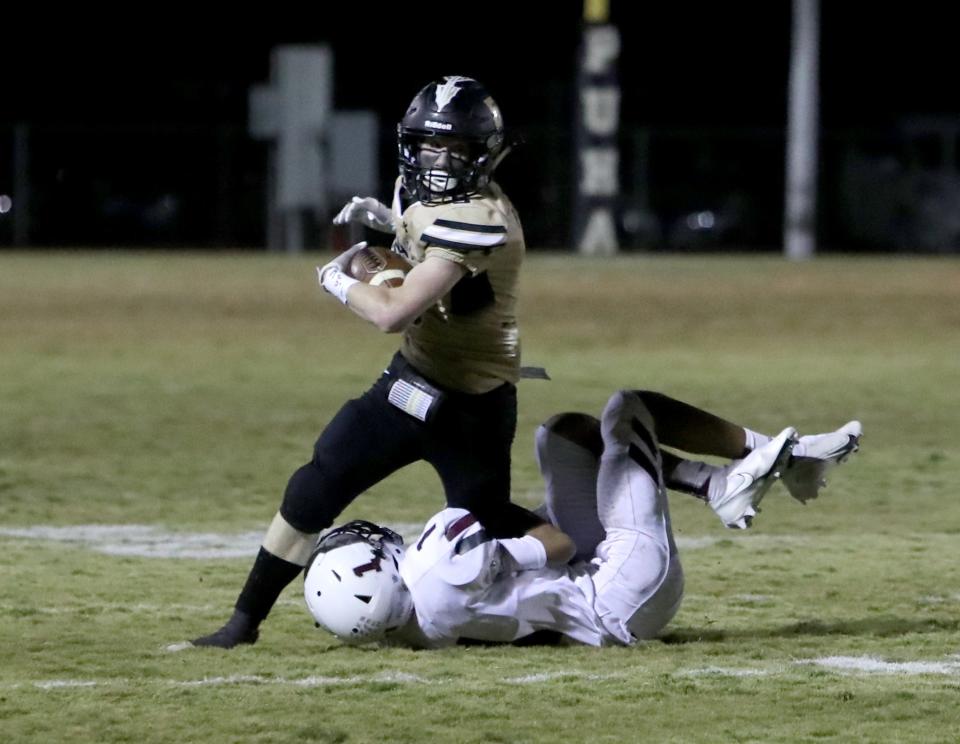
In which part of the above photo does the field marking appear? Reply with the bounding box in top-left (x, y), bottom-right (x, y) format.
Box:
top-left (679, 666), bottom-right (777, 678)
top-left (0, 598), bottom-right (302, 616)
top-left (0, 523), bottom-right (424, 559)
top-left (7, 655), bottom-right (960, 693)
top-left (0, 524), bottom-right (264, 559)
top-left (33, 680), bottom-right (99, 690)
top-left (803, 655), bottom-right (960, 675)
top-left (918, 593), bottom-right (960, 605)
top-left (503, 672), bottom-right (621, 684)
top-left (0, 523), bottom-right (811, 560)
top-left (685, 656), bottom-right (960, 678)
top-left (0, 671), bottom-right (643, 692)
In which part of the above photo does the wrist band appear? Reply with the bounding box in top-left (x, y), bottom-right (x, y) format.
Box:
top-left (322, 266), bottom-right (359, 305)
top-left (500, 535), bottom-right (547, 571)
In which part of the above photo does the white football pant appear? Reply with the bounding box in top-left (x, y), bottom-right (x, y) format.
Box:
top-left (536, 390), bottom-right (684, 642)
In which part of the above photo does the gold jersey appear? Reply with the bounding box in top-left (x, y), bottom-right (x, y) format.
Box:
top-left (390, 177), bottom-right (525, 394)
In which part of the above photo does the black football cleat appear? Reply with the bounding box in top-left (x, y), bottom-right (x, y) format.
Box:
top-left (192, 611), bottom-right (259, 649)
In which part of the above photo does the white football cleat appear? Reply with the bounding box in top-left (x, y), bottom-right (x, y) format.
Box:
top-left (711, 427), bottom-right (798, 529)
top-left (781, 421), bottom-right (862, 504)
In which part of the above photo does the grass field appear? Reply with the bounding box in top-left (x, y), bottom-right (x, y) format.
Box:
top-left (1, 251), bottom-right (958, 743)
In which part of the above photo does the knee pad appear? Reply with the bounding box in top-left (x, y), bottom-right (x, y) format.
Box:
top-left (602, 390), bottom-right (657, 445)
top-left (539, 412), bottom-right (603, 457)
top-left (280, 461), bottom-right (342, 534)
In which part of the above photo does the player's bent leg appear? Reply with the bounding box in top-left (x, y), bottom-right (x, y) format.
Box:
top-left (535, 413), bottom-right (604, 561)
top-left (591, 391), bottom-right (681, 642)
top-left (634, 390), bottom-right (750, 459)
top-left (625, 556), bottom-right (684, 640)
top-left (289, 396), bottom-right (421, 532)
top-left (593, 533), bottom-right (678, 643)
top-left (194, 388), bottom-right (418, 649)
top-left (597, 390), bottom-right (665, 531)
top-left (428, 380), bottom-right (542, 539)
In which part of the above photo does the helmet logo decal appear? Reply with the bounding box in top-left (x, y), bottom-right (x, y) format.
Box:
top-left (434, 76), bottom-right (473, 112)
top-left (352, 547), bottom-right (385, 576)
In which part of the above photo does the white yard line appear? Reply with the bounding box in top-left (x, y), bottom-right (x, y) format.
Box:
top-left (32, 680), bottom-right (100, 690)
top-left (0, 523), bottom-right (424, 559)
top-left (0, 523), bottom-right (812, 559)
top-left (503, 671), bottom-right (622, 684)
top-left (0, 598), bottom-right (303, 616)
top-left (802, 656), bottom-right (960, 675)
top-left (9, 655), bottom-right (960, 693)
top-left (917, 593), bottom-right (960, 605)
top-left (679, 666), bottom-right (778, 678)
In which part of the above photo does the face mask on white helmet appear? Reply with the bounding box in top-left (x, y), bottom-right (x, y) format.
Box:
top-left (303, 521), bottom-right (413, 645)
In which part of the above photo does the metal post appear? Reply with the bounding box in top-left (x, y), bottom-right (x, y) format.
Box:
top-left (784, 0), bottom-right (820, 260)
top-left (13, 123), bottom-right (30, 247)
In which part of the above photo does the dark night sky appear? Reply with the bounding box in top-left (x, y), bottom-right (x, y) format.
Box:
top-left (4, 2), bottom-right (957, 130)
top-left (2, 2), bottom-right (958, 249)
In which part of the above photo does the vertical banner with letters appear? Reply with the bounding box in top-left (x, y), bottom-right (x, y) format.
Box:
top-left (574, 0), bottom-right (621, 255)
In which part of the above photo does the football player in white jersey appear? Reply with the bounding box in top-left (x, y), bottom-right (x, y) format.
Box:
top-left (305, 390), bottom-right (861, 648)
top-left (193, 77), bottom-right (542, 649)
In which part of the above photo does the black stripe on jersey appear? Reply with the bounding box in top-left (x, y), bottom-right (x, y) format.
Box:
top-left (454, 529), bottom-right (490, 555)
top-left (631, 417), bottom-right (658, 456)
top-left (433, 219), bottom-right (507, 234)
top-left (422, 235), bottom-right (504, 253)
top-left (416, 523), bottom-right (437, 551)
top-left (628, 443), bottom-right (660, 484)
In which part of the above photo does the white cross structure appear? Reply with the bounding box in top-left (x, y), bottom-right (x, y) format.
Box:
top-left (249, 45), bottom-right (378, 253)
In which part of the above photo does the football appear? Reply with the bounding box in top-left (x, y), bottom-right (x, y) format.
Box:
top-left (348, 245), bottom-right (412, 288)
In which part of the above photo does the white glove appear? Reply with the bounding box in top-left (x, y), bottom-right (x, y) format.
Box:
top-left (332, 196), bottom-right (395, 234)
top-left (316, 241), bottom-right (367, 305)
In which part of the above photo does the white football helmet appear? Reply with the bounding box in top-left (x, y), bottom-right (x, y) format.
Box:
top-left (303, 521), bottom-right (413, 645)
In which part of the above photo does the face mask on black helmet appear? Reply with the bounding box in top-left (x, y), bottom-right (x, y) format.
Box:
top-left (397, 76), bottom-right (506, 204)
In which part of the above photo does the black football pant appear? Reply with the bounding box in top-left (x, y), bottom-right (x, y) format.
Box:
top-left (280, 352), bottom-right (539, 538)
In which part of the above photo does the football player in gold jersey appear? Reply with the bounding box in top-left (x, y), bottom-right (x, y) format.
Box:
top-left (193, 77), bottom-right (542, 648)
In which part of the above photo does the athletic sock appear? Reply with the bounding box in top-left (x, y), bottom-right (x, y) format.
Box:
top-left (666, 459), bottom-right (724, 503)
top-left (192, 547), bottom-right (303, 649)
top-left (235, 547), bottom-right (305, 622)
top-left (743, 428), bottom-right (772, 456)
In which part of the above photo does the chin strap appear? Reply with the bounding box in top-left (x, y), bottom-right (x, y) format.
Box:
top-left (490, 143), bottom-right (514, 171)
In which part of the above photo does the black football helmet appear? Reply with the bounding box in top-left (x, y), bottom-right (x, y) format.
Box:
top-left (398, 76), bottom-right (506, 204)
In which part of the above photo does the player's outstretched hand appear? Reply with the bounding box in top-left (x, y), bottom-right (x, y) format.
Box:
top-left (333, 196), bottom-right (395, 234)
